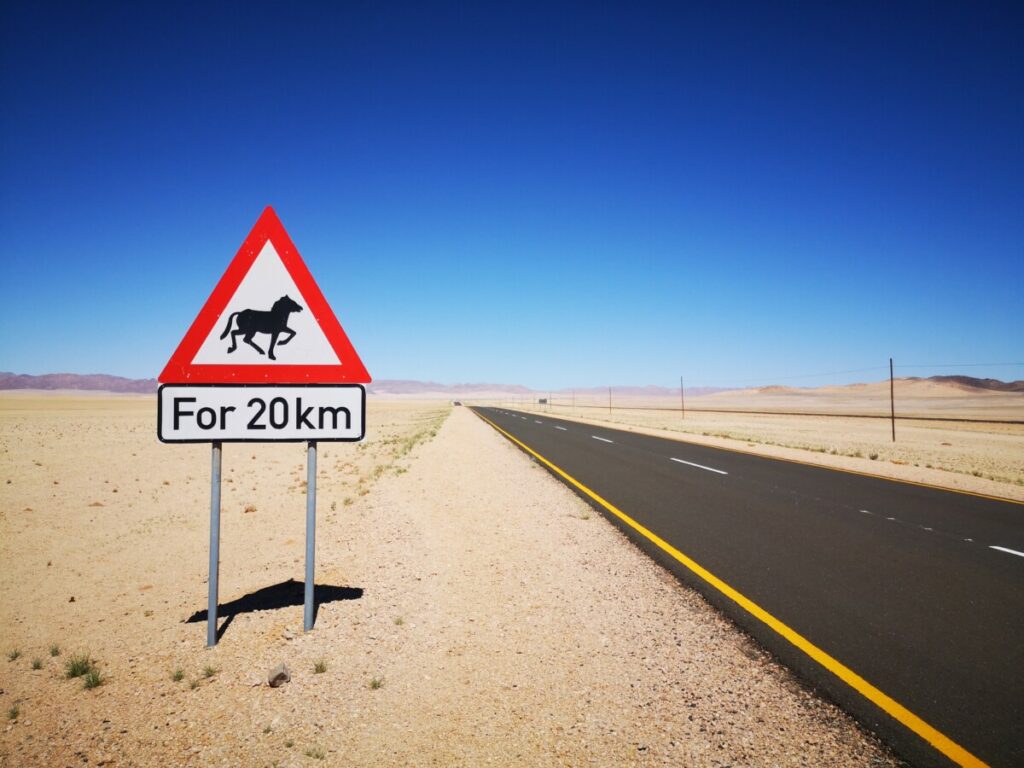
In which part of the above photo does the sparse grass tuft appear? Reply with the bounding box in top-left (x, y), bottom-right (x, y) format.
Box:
top-left (394, 617), bottom-right (404, 626)
top-left (369, 677), bottom-right (383, 690)
top-left (7, 649), bottom-right (20, 662)
top-left (49, 644), bottom-right (60, 657)
top-left (83, 668), bottom-right (105, 689)
top-left (189, 679), bottom-right (200, 690)
top-left (202, 664), bottom-right (217, 679)
top-left (7, 705), bottom-right (19, 720)
top-left (31, 658), bottom-right (43, 670)
top-left (285, 739), bottom-right (294, 748)
top-left (263, 724), bottom-right (272, 734)
top-left (313, 659), bottom-right (327, 674)
top-left (305, 747), bottom-right (326, 760)
top-left (869, 453), bottom-right (879, 460)
top-left (171, 669), bottom-right (184, 682)
top-left (65, 653), bottom-right (92, 678)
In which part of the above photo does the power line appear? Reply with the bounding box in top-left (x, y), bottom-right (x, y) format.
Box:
top-left (689, 362), bottom-right (1022, 389)
top-left (705, 366), bottom-right (887, 387)
top-left (895, 362), bottom-right (1024, 369)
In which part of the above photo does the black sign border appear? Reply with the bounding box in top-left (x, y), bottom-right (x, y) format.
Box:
top-left (157, 383), bottom-right (367, 444)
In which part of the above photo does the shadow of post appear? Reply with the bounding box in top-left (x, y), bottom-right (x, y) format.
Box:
top-left (186, 579), bottom-right (363, 641)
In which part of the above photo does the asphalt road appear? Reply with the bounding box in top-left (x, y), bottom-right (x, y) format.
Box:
top-left (471, 406), bottom-right (1024, 768)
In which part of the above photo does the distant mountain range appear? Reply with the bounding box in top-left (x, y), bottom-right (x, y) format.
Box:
top-left (0, 372), bottom-right (158, 394)
top-left (0, 371), bottom-right (1020, 395)
top-left (912, 375), bottom-right (1024, 393)
top-left (0, 372), bottom-right (538, 396)
top-left (367, 380), bottom-right (534, 395)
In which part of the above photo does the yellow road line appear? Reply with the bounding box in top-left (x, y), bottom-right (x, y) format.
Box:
top-left (474, 409), bottom-right (989, 768)
top-left (509, 407), bottom-right (1023, 506)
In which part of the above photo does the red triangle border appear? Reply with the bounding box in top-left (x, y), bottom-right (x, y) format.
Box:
top-left (159, 207), bottom-right (371, 384)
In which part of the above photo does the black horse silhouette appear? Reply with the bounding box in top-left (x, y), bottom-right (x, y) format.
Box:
top-left (220, 295), bottom-right (303, 360)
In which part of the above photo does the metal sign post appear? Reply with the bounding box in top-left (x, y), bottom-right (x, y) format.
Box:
top-left (207, 442), bottom-right (222, 647)
top-left (304, 441), bottom-right (317, 632)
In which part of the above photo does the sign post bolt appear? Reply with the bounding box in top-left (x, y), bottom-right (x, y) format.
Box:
top-left (304, 440), bottom-right (317, 632)
top-left (207, 441), bottom-right (222, 647)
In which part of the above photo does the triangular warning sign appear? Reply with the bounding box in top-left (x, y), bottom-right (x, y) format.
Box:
top-left (159, 207), bottom-right (371, 384)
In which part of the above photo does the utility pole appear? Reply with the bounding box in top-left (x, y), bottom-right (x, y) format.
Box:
top-left (890, 357), bottom-right (896, 443)
top-left (680, 375), bottom-right (685, 419)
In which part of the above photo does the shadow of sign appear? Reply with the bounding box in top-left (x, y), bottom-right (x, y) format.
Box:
top-left (186, 579), bottom-right (363, 641)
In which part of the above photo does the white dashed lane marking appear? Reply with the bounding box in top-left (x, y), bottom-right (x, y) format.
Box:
top-left (990, 545), bottom-right (1024, 559)
top-left (670, 457), bottom-right (728, 475)
top-left (492, 411), bottom-right (1006, 558)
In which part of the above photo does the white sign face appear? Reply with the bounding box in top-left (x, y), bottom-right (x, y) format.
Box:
top-left (190, 241), bottom-right (342, 366)
top-left (158, 385), bottom-right (365, 443)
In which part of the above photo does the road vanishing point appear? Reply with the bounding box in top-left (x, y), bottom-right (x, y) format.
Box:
top-left (472, 406), bottom-right (1023, 768)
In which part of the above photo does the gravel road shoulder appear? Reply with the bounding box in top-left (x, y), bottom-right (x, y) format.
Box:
top-left (0, 401), bottom-right (900, 767)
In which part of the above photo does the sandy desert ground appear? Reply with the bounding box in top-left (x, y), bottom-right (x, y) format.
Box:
top-left (495, 379), bottom-right (1024, 501)
top-left (0, 394), bottom-right (900, 767)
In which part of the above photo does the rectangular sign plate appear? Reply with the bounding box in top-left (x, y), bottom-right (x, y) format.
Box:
top-left (158, 384), bottom-right (365, 443)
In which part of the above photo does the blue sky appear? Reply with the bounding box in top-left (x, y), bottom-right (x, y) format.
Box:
top-left (1, 2), bottom-right (1021, 389)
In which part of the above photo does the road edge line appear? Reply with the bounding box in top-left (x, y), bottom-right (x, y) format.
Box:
top-left (472, 408), bottom-right (988, 768)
